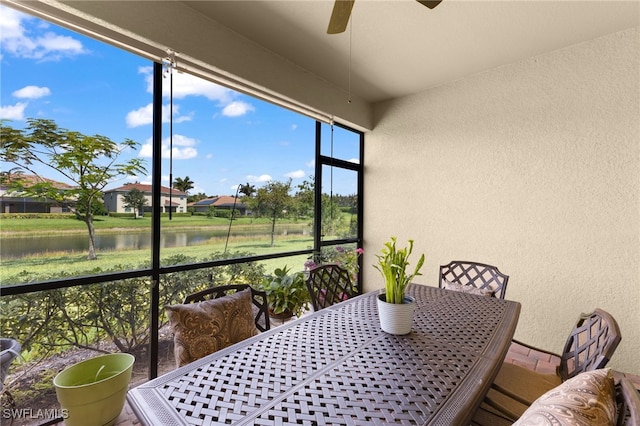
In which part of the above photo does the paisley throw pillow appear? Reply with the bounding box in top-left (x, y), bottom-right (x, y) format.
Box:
top-left (513, 368), bottom-right (616, 426)
top-left (165, 288), bottom-right (258, 367)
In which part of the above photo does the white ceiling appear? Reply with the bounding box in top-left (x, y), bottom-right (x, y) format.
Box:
top-left (5, 0), bottom-right (639, 128)
top-left (180, 0), bottom-right (639, 103)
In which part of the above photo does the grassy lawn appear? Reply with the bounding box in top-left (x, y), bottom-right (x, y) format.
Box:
top-left (1, 236), bottom-right (312, 283)
top-left (0, 214), bottom-right (315, 283)
top-left (0, 215), bottom-right (275, 235)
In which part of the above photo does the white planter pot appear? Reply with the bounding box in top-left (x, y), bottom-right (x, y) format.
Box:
top-left (377, 293), bottom-right (415, 335)
top-left (53, 353), bottom-right (135, 426)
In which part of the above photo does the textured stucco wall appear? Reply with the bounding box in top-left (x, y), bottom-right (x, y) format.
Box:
top-left (364, 27), bottom-right (639, 373)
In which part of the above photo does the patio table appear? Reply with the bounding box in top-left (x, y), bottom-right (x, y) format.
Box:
top-left (127, 284), bottom-right (520, 425)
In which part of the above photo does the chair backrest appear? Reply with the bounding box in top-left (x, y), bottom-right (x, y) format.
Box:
top-left (558, 308), bottom-right (621, 382)
top-left (616, 376), bottom-right (640, 426)
top-left (183, 284), bottom-right (270, 332)
top-left (438, 260), bottom-right (510, 299)
top-left (305, 264), bottom-right (355, 311)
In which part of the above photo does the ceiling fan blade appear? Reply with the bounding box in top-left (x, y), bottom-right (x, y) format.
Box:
top-left (327, 0), bottom-right (355, 34)
top-left (417, 0), bottom-right (443, 9)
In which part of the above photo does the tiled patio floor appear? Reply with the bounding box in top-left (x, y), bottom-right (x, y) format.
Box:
top-left (96, 340), bottom-right (639, 426)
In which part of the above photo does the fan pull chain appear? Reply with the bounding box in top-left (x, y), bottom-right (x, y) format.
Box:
top-left (330, 122), bottom-right (334, 222)
top-left (348, 15), bottom-right (352, 104)
top-left (163, 49), bottom-right (177, 220)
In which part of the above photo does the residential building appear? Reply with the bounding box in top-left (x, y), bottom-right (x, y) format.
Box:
top-left (189, 196), bottom-right (248, 215)
top-left (103, 183), bottom-right (187, 214)
top-left (0, 174), bottom-right (75, 214)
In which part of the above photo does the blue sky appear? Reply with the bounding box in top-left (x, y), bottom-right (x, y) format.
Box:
top-left (0, 5), bottom-right (360, 197)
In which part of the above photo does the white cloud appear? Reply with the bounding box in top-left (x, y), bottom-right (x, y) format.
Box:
top-left (0, 7), bottom-right (25, 39)
top-left (139, 134), bottom-right (198, 160)
top-left (126, 104), bottom-right (153, 127)
top-left (125, 102), bottom-right (192, 128)
top-left (142, 67), bottom-right (235, 103)
top-left (0, 6), bottom-right (87, 61)
top-left (285, 170), bottom-right (305, 179)
top-left (306, 159), bottom-right (315, 168)
top-left (139, 140), bottom-right (153, 158)
top-left (114, 175), bottom-right (147, 187)
top-left (348, 157), bottom-right (360, 164)
top-left (0, 102), bottom-right (27, 120)
top-left (190, 185), bottom-right (206, 195)
top-left (222, 101), bottom-right (255, 117)
top-left (138, 67), bottom-right (254, 118)
top-left (13, 85), bottom-right (51, 99)
top-left (247, 174), bottom-right (272, 183)
top-left (291, 124), bottom-right (298, 131)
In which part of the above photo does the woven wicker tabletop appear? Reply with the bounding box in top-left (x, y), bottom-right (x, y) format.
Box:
top-left (127, 284), bottom-right (520, 425)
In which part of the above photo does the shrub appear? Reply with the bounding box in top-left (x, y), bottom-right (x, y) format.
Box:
top-left (0, 251), bottom-right (265, 357)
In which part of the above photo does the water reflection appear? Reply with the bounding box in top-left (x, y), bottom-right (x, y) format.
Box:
top-left (2, 225), bottom-right (310, 259)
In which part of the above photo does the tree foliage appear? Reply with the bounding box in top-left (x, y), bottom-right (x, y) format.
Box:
top-left (0, 118), bottom-right (146, 259)
top-left (321, 194), bottom-right (346, 237)
top-left (0, 251), bottom-right (265, 356)
top-left (238, 182), bottom-right (255, 197)
top-left (122, 188), bottom-right (148, 218)
top-left (293, 176), bottom-right (314, 219)
top-left (248, 179), bottom-right (293, 246)
top-left (173, 176), bottom-right (194, 193)
top-left (187, 192), bottom-right (208, 204)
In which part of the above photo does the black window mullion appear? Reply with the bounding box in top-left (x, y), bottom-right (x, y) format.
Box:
top-left (148, 61), bottom-right (163, 379)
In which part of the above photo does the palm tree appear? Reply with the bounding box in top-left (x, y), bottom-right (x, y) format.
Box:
top-left (173, 176), bottom-right (194, 193)
top-left (239, 182), bottom-right (255, 198)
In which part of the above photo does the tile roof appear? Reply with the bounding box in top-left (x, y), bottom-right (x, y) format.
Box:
top-left (0, 173), bottom-right (76, 190)
top-left (104, 183), bottom-right (186, 195)
top-left (190, 196), bottom-right (245, 207)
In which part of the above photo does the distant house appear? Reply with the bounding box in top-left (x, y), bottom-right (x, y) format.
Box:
top-left (0, 174), bottom-right (75, 214)
top-left (103, 183), bottom-right (187, 214)
top-left (189, 195), bottom-right (248, 215)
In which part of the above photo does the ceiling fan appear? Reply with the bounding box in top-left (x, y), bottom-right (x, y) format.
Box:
top-left (327, 0), bottom-right (443, 34)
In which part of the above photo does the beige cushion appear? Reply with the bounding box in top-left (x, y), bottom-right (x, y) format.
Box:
top-left (513, 368), bottom-right (616, 426)
top-left (165, 288), bottom-right (258, 367)
top-left (493, 361), bottom-right (563, 410)
top-left (442, 280), bottom-right (494, 297)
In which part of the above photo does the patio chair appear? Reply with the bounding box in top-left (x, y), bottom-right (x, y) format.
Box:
top-left (483, 308), bottom-right (622, 421)
top-left (184, 284), bottom-right (270, 332)
top-left (616, 375), bottom-right (640, 426)
top-left (438, 260), bottom-right (509, 299)
top-left (305, 264), bottom-right (356, 311)
top-left (472, 373), bottom-right (639, 426)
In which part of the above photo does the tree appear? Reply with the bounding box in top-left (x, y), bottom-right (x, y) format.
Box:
top-left (0, 118), bottom-right (147, 260)
top-left (249, 179), bottom-right (293, 246)
top-left (173, 176), bottom-right (194, 193)
top-left (294, 176), bottom-right (315, 219)
top-left (122, 188), bottom-right (148, 218)
top-left (238, 182), bottom-right (255, 198)
top-left (187, 192), bottom-right (207, 204)
top-left (321, 194), bottom-right (345, 237)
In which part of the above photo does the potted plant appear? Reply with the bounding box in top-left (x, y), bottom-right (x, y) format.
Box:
top-left (374, 237), bottom-right (425, 335)
top-left (53, 352), bottom-right (135, 426)
top-left (260, 265), bottom-right (310, 319)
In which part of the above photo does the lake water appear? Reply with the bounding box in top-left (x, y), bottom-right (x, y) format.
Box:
top-left (1, 224), bottom-right (311, 259)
